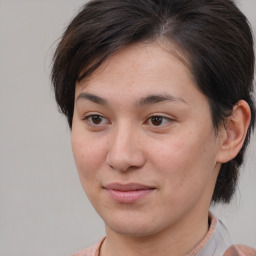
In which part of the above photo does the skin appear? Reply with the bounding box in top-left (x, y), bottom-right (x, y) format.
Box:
top-left (71, 42), bottom-right (250, 256)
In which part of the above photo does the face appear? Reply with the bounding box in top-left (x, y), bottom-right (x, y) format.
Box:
top-left (72, 42), bottom-right (222, 238)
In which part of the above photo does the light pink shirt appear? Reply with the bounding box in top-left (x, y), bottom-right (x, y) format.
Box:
top-left (72, 214), bottom-right (256, 256)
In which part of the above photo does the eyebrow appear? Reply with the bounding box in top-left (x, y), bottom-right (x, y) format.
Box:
top-left (76, 92), bottom-right (107, 105)
top-left (76, 92), bottom-right (186, 106)
top-left (137, 93), bottom-right (186, 106)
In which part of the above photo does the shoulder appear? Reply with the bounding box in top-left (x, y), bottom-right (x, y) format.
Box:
top-left (223, 244), bottom-right (256, 256)
top-left (71, 238), bottom-right (105, 256)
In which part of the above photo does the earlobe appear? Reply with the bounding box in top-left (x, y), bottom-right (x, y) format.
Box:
top-left (217, 100), bottom-right (251, 163)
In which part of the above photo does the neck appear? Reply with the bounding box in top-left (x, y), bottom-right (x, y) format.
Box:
top-left (101, 208), bottom-right (209, 256)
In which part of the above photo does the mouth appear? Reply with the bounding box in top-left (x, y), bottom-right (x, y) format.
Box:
top-left (103, 183), bottom-right (156, 203)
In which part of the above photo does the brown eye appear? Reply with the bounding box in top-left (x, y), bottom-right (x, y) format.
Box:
top-left (83, 114), bottom-right (109, 126)
top-left (91, 115), bottom-right (104, 124)
top-left (147, 115), bottom-right (172, 127)
top-left (150, 116), bottom-right (163, 126)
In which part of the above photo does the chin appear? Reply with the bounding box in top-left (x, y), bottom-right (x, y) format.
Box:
top-left (108, 224), bottom-right (158, 237)
top-left (104, 214), bottom-right (167, 238)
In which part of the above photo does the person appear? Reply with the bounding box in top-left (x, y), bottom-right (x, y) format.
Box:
top-left (51, 0), bottom-right (256, 255)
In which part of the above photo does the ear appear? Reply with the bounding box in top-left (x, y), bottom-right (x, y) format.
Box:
top-left (217, 100), bottom-right (251, 163)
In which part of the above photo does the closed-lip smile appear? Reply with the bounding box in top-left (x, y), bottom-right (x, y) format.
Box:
top-left (103, 183), bottom-right (156, 203)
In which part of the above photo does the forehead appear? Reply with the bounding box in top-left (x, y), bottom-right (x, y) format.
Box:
top-left (76, 41), bottom-right (194, 92)
top-left (74, 42), bottom-right (212, 120)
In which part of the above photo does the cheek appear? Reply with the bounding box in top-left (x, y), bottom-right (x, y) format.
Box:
top-left (150, 131), bottom-right (217, 188)
top-left (71, 131), bottom-right (109, 205)
top-left (71, 130), bottom-right (107, 181)
top-left (151, 136), bottom-right (194, 172)
top-left (149, 136), bottom-right (217, 214)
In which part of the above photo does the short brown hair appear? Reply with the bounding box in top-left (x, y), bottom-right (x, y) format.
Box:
top-left (52, 0), bottom-right (255, 203)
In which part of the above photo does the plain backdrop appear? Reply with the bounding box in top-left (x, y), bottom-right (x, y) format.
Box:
top-left (0, 1), bottom-right (255, 255)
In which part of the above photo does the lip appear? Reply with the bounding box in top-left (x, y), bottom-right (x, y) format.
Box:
top-left (103, 183), bottom-right (155, 203)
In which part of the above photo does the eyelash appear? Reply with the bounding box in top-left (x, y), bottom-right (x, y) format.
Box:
top-left (145, 115), bottom-right (173, 127)
top-left (82, 114), bottom-right (110, 126)
top-left (83, 113), bottom-right (173, 128)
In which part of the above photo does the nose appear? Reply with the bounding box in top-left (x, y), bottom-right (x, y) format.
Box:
top-left (106, 123), bottom-right (146, 172)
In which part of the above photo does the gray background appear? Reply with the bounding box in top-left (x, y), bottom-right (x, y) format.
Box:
top-left (0, 1), bottom-right (255, 255)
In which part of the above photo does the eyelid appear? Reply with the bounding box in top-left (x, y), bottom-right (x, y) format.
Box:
top-left (147, 113), bottom-right (174, 121)
top-left (146, 114), bottom-right (175, 127)
top-left (148, 113), bottom-right (173, 118)
top-left (81, 111), bottom-right (105, 119)
top-left (82, 112), bottom-right (111, 126)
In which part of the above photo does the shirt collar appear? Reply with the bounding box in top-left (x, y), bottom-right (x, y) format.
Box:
top-left (186, 212), bottom-right (232, 256)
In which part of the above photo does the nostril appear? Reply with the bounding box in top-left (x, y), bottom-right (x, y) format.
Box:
top-left (106, 130), bottom-right (146, 171)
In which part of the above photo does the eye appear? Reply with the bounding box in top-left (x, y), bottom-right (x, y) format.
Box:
top-left (83, 114), bottom-right (109, 126)
top-left (147, 115), bottom-right (172, 126)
